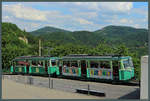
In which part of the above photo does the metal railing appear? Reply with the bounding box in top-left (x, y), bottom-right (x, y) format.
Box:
top-left (3, 75), bottom-right (95, 93)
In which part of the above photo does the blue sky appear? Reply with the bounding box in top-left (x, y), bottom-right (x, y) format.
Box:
top-left (2, 2), bottom-right (148, 32)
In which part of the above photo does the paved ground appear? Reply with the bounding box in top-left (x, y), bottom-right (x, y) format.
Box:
top-left (2, 79), bottom-right (101, 99)
top-left (3, 75), bottom-right (140, 99)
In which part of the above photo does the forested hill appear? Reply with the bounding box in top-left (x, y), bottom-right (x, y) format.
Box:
top-left (30, 25), bottom-right (148, 48)
top-left (2, 22), bottom-right (40, 69)
top-left (30, 26), bottom-right (71, 36)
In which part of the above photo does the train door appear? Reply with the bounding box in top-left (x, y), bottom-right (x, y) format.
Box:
top-left (26, 60), bottom-right (29, 74)
top-left (59, 61), bottom-right (62, 75)
top-left (45, 60), bottom-right (48, 73)
top-left (112, 61), bottom-right (119, 80)
top-left (11, 61), bottom-right (15, 73)
top-left (81, 60), bottom-right (87, 77)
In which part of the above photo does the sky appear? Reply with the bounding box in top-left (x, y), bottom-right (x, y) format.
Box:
top-left (2, 2), bottom-right (148, 32)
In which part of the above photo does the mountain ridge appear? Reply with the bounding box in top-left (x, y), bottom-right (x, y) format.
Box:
top-left (30, 26), bottom-right (71, 36)
top-left (30, 25), bottom-right (148, 35)
top-left (29, 24), bottom-right (148, 48)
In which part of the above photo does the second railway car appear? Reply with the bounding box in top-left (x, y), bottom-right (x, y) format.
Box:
top-left (60, 54), bottom-right (134, 81)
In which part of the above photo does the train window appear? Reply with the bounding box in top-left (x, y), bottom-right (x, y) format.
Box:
top-left (63, 61), bottom-right (70, 67)
top-left (71, 61), bottom-right (78, 67)
top-left (90, 61), bottom-right (99, 68)
top-left (17, 61), bottom-right (24, 66)
top-left (32, 61), bottom-right (37, 66)
top-left (129, 59), bottom-right (134, 67)
top-left (123, 60), bottom-right (130, 69)
top-left (100, 61), bottom-right (110, 69)
top-left (51, 60), bottom-right (56, 66)
top-left (41, 61), bottom-right (43, 66)
top-left (32, 61), bottom-right (43, 66)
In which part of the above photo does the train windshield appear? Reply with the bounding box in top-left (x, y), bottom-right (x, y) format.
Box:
top-left (129, 59), bottom-right (134, 67)
top-left (123, 58), bottom-right (134, 69)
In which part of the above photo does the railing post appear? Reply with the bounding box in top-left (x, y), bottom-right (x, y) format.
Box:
top-left (29, 76), bottom-right (33, 85)
top-left (88, 84), bottom-right (90, 95)
top-left (51, 79), bottom-right (53, 89)
top-left (29, 76), bottom-right (31, 85)
top-left (49, 74), bottom-right (50, 88)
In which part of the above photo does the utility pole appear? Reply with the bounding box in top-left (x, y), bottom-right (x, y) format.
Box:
top-left (39, 39), bottom-right (41, 56)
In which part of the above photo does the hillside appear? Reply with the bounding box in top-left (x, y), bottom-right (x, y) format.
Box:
top-left (30, 25), bottom-right (148, 48)
top-left (95, 25), bottom-right (148, 47)
top-left (2, 22), bottom-right (40, 69)
top-left (30, 26), bottom-right (71, 36)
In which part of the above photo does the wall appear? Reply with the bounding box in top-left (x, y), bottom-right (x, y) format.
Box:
top-left (140, 56), bottom-right (148, 99)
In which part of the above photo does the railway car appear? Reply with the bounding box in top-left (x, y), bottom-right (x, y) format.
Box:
top-left (10, 56), bottom-right (60, 75)
top-left (60, 54), bottom-right (134, 81)
top-left (10, 56), bottom-right (29, 74)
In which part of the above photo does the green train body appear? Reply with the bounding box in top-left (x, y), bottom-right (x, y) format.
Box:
top-left (10, 55), bottom-right (134, 81)
top-left (11, 56), bottom-right (60, 75)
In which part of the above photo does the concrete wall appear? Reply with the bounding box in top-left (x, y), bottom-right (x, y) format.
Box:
top-left (140, 56), bottom-right (148, 99)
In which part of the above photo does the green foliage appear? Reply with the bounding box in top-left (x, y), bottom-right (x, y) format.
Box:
top-left (2, 22), bottom-right (37, 69)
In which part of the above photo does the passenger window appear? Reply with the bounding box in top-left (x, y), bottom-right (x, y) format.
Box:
top-left (63, 61), bottom-right (70, 67)
top-left (90, 61), bottom-right (99, 68)
top-left (71, 61), bottom-right (78, 67)
top-left (100, 61), bottom-right (110, 69)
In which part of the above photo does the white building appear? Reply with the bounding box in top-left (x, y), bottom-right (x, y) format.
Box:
top-left (140, 56), bottom-right (148, 99)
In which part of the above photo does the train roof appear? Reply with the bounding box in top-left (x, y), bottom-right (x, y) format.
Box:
top-left (61, 54), bottom-right (131, 60)
top-left (13, 56), bottom-right (60, 61)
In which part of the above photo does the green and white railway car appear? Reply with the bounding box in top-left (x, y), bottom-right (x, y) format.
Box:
top-left (10, 57), bottom-right (29, 74)
top-left (10, 56), bottom-right (60, 75)
top-left (60, 54), bottom-right (134, 81)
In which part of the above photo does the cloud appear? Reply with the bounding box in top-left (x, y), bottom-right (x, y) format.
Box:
top-left (99, 2), bottom-right (133, 12)
top-left (64, 2), bottom-right (133, 13)
top-left (119, 18), bottom-right (133, 24)
top-left (76, 18), bottom-right (94, 25)
top-left (70, 10), bottom-right (98, 19)
top-left (3, 4), bottom-right (59, 21)
top-left (2, 2), bottom-right (147, 31)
